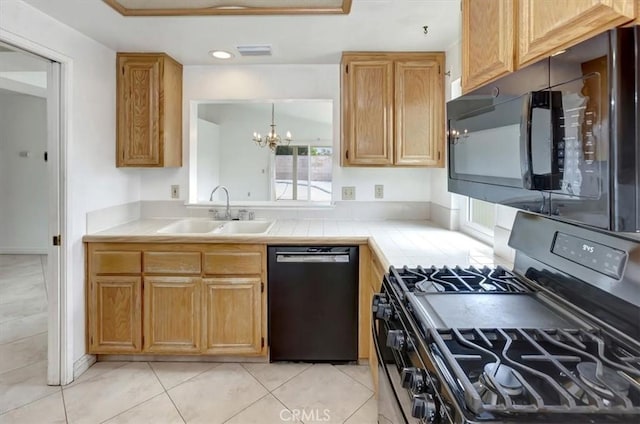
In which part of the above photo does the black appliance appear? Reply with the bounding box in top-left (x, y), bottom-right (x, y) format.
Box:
top-left (373, 211), bottom-right (640, 423)
top-left (268, 246), bottom-right (358, 362)
top-left (447, 26), bottom-right (639, 232)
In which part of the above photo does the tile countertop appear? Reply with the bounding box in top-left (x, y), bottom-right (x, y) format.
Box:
top-left (83, 218), bottom-right (512, 270)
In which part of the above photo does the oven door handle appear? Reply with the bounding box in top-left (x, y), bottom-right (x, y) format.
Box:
top-left (520, 91), bottom-right (534, 190)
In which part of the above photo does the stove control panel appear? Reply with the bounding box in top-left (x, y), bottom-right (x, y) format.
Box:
top-left (552, 232), bottom-right (627, 279)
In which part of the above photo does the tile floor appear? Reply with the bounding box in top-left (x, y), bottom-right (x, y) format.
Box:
top-left (0, 255), bottom-right (377, 423)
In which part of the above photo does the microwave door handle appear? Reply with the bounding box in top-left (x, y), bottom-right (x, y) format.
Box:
top-left (520, 92), bottom-right (534, 190)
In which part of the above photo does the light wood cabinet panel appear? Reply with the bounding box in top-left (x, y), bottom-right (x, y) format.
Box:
top-left (203, 245), bottom-right (264, 275)
top-left (92, 251), bottom-right (141, 275)
top-left (143, 251), bottom-right (201, 274)
top-left (89, 276), bottom-right (142, 353)
top-left (202, 277), bottom-right (262, 354)
top-left (461, 0), bottom-right (515, 93)
top-left (341, 52), bottom-right (445, 168)
top-left (342, 57), bottom-right (394, 165)
top-left (143, 276), bottom-right (201, 353)
top-left (395, 59), bottom-right (444, 166)
top-left (518, 0), bottom-right (635, 67)
top-left (116, 53), bottom-right (182, 167)
top-left (358, 245), bottom-right (371, 360)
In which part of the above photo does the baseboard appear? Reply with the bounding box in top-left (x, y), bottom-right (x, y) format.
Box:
top-left (0, 247), bottom-right (47, 255)
top-left (97, 354), bottom-right (268, 363)
top-left (73, 353), bottom-right (97, 380)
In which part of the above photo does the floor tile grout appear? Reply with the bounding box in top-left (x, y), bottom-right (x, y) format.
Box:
top-left (60, 385), bottom-right (70, 424)
top-left (0, 387), bottom-right (61, 417)
top-left (0, 330), bottom-right (47, 347)
top-left (149, 361), bottom-right (188, 424)
top-left (341, 393), bottom-right (374, 424)
top-left (333, 365), bottom-right (375, 393)
top-left (61, 361), bottom-right (129, 389)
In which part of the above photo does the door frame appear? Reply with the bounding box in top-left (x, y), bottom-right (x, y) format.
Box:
top-left (0, 29), bottom-right (72, 385)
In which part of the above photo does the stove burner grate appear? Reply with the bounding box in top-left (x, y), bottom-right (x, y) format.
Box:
top-left (431, 327), bottom-right (640, 415)
top-left (389, 265), bottom-right (529, 293)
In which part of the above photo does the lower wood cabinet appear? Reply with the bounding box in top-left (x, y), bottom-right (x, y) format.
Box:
top-left (143, 276), bottom-right (201, 353)
top-left (89, 275), bottom-right (142, 353)
top-left (202, 277), bottom-right (263, 355)
top-left (86, 243), bottom-right (267, 356)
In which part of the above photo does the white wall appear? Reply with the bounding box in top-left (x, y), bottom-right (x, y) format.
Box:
top-left (196, 119), bottom-right (220, 201)
top-left (140, 65), bottom-right (432, 203)
top-left (0, 0), bottom-right (141, 366)
top-left (0, 89), bottom-right (48, 253)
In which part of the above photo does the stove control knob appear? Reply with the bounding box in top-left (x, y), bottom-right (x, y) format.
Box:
top-left (386, 330), bottom-right (405, 351)
top-left (411, 394), bottom-right (436, 423)
top-left (372, 293), bottom-right (387, 308)
top-left (401, 367), bottom-right (423, 391)
top-left (374, 304), bottom-right (392, 322)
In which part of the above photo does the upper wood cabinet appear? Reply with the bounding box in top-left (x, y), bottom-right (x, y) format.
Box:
top-left (341, 52), bottom-right (445, 168)
top-left (462, 0), bottom-right (636, 93)
top-left (462, 0), bottom-right (515, 93)
top-left (116, 53), bottom-right (183, 167)
top-left (518, 0), bottom-right (636, 67)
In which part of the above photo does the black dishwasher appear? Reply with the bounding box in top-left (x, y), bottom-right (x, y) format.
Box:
top-left (267, 246), bottom-right (358, 362)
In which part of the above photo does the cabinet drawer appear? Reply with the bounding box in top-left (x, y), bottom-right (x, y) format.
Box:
top-left (92, 251), bottom-right (141, 274)
top-left (203, 251), bottom-right (262, 275)
top-left (143, 252), bottom-right (201, 274)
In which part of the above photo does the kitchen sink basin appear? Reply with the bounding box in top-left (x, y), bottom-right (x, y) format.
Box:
top-left (156, 219), bottom-right (223, 234)
top-left (156, 219), bottom-right (273, 235)
top-left (212, 220), bottom-right (274, 234)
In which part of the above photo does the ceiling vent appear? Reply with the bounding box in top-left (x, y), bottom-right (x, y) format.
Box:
top-left (237, 44), bottom-right (272, 56)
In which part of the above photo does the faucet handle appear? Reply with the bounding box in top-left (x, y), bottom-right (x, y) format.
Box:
top-left (238, 209), bottom-right (248, 221)
top-left (209, 209), bottom-right (220, 220)
top-left (248, 211), bottom-right (255, 221)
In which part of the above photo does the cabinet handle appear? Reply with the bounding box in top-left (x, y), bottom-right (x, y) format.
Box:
top-left (346, 150), bottom-right (349, 160)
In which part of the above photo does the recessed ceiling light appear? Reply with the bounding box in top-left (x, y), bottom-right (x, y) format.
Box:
top-left (210, 50), bottom-right (234, 60)
top-left (551, 49), bottom-right (567, 57)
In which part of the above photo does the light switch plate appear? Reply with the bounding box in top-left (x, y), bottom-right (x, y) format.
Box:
top-left (342, 186), bottom-right (356, 200)
top-left (375, 184), bottom-right (384, 199)
top-left (171, 185), bottom-right (180, 199)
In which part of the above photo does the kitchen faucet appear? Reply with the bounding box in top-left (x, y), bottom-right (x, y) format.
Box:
top-left (209, 185), bottom-right (231, 220)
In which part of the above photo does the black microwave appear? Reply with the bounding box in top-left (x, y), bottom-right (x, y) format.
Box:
top-left (447, 26), bottom-right (639, 232)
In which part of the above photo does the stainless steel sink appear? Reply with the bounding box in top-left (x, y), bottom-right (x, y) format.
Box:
top-left (157, 219), bottom-right (273, 235)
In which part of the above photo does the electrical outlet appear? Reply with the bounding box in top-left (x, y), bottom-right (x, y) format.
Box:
top-left (375, 184), bottom-right (384, 199)
top-left (342, 186), bottom-right (356, 201)
top-left (171, 185), bottom-right (180, 199)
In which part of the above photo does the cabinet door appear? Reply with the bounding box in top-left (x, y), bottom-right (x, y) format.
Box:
top-left (117, 55), bottom-right (161, 166)
top-left (202, 277), bottom-right (262, 355)
top-left (518, 0), bottom-right (635, 67)
top-left (143, 276), bottom-right (201, 353)
top-left (394, 58), bottom-right (444, 167)
top-left (89, 276), bottom-right (142, 353)
top-left (462, 0), bottom-right (515, 93)
top-left (342, 57), bottom-right (394, 166)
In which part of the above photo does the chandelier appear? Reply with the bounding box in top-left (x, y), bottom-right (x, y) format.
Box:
top-left (252, 103), bottom-right (292, 150)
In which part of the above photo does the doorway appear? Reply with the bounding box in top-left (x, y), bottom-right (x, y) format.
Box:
top-left (0, 40), bottom-right (64, 400)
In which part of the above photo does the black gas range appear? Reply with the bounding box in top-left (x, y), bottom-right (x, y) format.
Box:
top-left (372, 212), bottom-right (640, 423)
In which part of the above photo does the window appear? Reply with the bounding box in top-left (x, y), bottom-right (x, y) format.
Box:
top-left (460, 197), bottom-right (496, 244)
top-left (274, 145), bottom-right (332, 201)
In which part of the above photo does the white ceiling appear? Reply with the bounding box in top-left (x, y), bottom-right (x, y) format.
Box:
top-left (22, 0), bottom-right (461, 65)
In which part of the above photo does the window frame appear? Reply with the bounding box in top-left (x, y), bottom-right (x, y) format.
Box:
top-left (460, 197), bottom-right (495, 245)
top-left (272, 141), bottom-right (333, 203)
